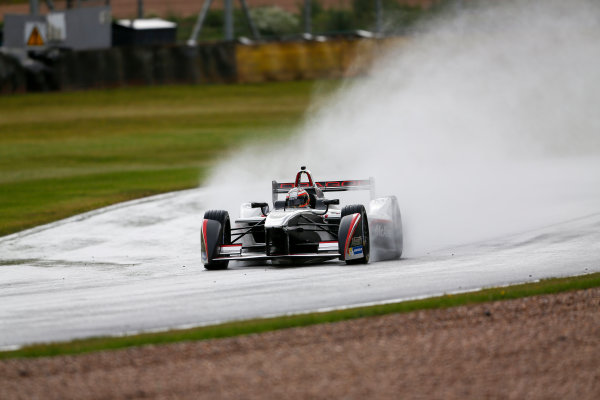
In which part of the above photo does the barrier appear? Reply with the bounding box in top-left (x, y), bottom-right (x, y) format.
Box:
top-left (49, 43), bottom-right (237, 91)
top-left (53, 48), bottom-right (126, 90)
top-left (235, 37), bottom-right (407, 83)
top-left (0, 53), bottom-right (26, 94)
top-left (0, 37), bottom-right (406, 94)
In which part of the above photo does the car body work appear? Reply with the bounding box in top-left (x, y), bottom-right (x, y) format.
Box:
top-left (200, 167), bottom-right (403, 269)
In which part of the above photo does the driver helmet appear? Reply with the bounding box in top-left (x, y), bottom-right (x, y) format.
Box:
top-left (286, 187), bottom-right (310, 208)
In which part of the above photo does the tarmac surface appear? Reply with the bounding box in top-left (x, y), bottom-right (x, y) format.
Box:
top-left (1, 188), bottom-right (599, 349)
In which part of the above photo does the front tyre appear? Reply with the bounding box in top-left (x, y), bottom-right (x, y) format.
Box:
top-left (201, 210), bottom-right (231, 270)
top-left (339, 204), bottom-right (370, 264)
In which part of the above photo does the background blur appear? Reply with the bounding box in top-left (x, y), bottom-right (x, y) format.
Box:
top-left (0, 0), bottom-right (451, 92)
top-left (1, 1), bottom-right (440, 42)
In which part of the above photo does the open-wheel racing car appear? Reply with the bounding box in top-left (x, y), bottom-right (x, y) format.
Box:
top-left (200, 166), bottom-right (403, 269)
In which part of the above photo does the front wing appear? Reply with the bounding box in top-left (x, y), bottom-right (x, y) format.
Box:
top-left (212, 241), bottom-right (340, 262)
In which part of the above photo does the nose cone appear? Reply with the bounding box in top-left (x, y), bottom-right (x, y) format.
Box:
top-left (265, 209), bottom-right (303, 228)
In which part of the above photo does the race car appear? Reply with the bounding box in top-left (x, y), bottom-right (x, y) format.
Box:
top-left (200, 166), bottom-right (403, 269)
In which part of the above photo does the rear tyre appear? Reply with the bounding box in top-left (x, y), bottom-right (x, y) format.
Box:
top-left (202, 210), bottom-right (231, 270)
top-left (340, 204), bottom-right (370, 264)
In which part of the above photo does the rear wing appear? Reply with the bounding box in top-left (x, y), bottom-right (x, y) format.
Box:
top-left (272, 178), bottom-right (375, 204)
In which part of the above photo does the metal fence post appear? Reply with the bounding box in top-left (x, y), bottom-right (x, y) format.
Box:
top-left (304, 0), bottom-right (312, 35)
top-left (188, 0), bottom-right (214, 45)
top-left (29, 0), bottom-right (39, 15)
top-left (224, 0), bottom-right (234, 40)
top-left (239, 0), bottom-right (260, 39)
top-left (376, 0), bottom-right (383, 34)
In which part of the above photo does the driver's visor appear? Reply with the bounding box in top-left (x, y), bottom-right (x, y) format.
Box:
top-left (286, 193), bottom-right (309, 208)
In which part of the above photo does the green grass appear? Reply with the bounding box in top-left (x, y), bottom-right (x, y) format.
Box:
top-left (0, 81), bottom-right (324, 236)
top-left (2, 272), bottom-right (598, 360)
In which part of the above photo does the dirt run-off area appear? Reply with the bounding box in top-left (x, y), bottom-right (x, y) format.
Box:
top-left (0, 287), bottom-right (598, 399)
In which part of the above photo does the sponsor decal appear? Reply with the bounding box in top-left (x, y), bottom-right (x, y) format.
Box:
top-left (351, 246), bottom-right (363, 256)
top-left (277, 180), bottom-right (371, 190)
top-left (352, 236), bottom-right (362, 246)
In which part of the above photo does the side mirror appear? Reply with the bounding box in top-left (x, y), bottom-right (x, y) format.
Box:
top-left (250, 202), bottom-right (269, 216)
top-left (250, 202), bottom-right (268, 208)
top-left (323, 199), bottom-right (339, 206)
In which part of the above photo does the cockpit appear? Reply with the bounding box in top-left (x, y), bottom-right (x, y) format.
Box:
top-left (289, 166), bottom-right (323, 208)
top-left (272, 166), bottom-right (329, 210)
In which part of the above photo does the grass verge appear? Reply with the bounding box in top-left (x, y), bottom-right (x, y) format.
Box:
top-left (2, 272), bottom-right (598, 360)
top-left (0, 81), bottom-right (326, 236)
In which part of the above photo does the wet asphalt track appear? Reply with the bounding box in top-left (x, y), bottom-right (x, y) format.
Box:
top-left (1, 189), bottom-right (599, 349)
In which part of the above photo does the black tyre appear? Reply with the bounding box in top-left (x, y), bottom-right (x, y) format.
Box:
top-left (202, 209), bottom-right (231, 270)
top-left (340, 204), bottom-right (370, 264)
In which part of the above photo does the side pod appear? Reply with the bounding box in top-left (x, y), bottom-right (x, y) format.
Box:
top-left (200, 219), bottom-right (222, 264)
top-left (338, 213), bottom-right (366, 262)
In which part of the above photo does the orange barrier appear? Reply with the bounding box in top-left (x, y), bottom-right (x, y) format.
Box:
top-left (235, 37), bottom-right (407, 83)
